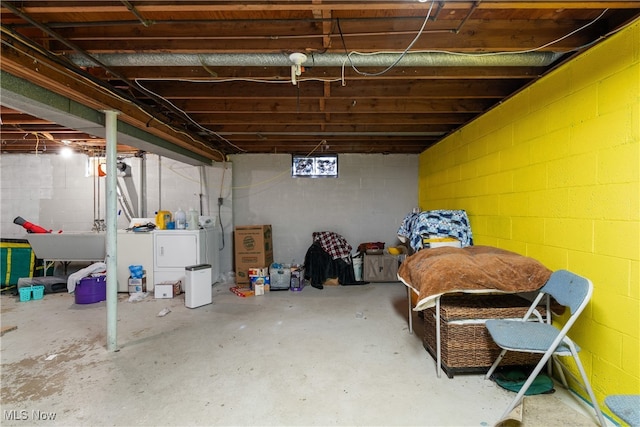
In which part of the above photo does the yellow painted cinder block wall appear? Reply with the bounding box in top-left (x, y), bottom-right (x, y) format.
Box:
top-left (419, 19), bottom-right (640, 412)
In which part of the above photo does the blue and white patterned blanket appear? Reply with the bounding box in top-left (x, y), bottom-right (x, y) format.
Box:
top-left (398, 210), bottom-right (473, 252)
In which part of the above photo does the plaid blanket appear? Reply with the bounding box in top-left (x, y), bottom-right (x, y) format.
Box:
top-left (312, 231), bottom-right (352, 260)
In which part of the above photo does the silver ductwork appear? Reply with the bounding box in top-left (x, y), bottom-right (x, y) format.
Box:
top-left (68, 51), bottom-right (563, 68)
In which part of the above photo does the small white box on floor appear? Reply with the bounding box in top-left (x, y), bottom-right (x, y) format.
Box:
top-left (185, 264), bottom-right (212, 308)
top-left (254, 283), bottom-right (265, 295)
top-left (154, 283), bottom-right (174, 299)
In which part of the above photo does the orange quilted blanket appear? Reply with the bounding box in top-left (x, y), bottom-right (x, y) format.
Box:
top-left (398, 246), bottom-right (552, 311)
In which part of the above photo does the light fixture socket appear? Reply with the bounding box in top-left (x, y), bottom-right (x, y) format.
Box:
top-left (289, 53), bottom-right (308, 85)
top-left (289, 52), bottom-right (308, 65)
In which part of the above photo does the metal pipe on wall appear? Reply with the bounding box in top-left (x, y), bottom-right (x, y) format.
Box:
top-left (105, 110), bottom-right (120, 352)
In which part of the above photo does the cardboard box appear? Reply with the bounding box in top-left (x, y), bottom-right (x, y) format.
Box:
top-left (167, 280), bottom-right (182, 296)
top-left (290, 268), bottom-right (305, 291)
top-left (230, 286), bottom-right (254, 297)
top-left (234, 225), bottom-right (273, 284)
top-left (154, 283), bottom-right (174, 299)
top-left (363, 253), bottom-right (399, 282)
top-left (248, 267), bottom-right (269, 277)
top-left (250, 274), bottom-right (270, 290)
top-left (128, 276), bottom-right (147, 294)
top-left (422, 236), bottom-right (461, 249)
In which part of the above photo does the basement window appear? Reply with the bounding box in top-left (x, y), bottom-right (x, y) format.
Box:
top-left (292, 155), bottom-right (338, 178)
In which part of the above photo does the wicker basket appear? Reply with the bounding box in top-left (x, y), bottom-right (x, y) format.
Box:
top-left (422, 294), bottom-right (546, 378)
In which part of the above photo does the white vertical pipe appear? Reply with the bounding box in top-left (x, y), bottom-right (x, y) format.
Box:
top-left (199, 165), bottom-right (208, 215)
top-left (140, 154), bottom-right (147, 217)
top-left (158, 156), bottom-right (162, 210)
top-left (105, 110), bottom-right (120, 352)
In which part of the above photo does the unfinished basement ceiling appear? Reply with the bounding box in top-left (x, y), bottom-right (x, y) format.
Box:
top-left (1, 1), bottom-right (639, 161)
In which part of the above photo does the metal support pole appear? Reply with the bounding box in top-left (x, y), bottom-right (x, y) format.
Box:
top-left (407, 286), bottom-right (413, 334)
top-left (140, 154), bottom-right (147, 217)
top-left (105, 110), bottom-right (120, 352)
top-left (436, 296), bottom-right (441, 378)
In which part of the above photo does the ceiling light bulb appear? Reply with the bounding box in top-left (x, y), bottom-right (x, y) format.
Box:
top-left (60, 147), bottom-right (73, 158)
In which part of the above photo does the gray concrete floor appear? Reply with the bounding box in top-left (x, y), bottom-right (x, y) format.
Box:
top-left (1, 282), bottom-right (601, 426)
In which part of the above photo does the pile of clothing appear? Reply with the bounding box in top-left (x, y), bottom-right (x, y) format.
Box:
top-left (303, 231), bottom-right (358, 289)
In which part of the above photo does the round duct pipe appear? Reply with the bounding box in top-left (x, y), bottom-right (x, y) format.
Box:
top-left (68, 51), bottom-right (563, 68)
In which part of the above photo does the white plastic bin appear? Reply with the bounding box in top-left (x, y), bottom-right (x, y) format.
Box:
top-left (269, 264), bottom-right (291, 290)
top-left (353, 256), bottom-right (363, 282)
top-left (185, 264), bottom-right (212, 308)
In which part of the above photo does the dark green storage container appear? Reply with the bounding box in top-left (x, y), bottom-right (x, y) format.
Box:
top-left (1, 239), bottom-right (37, 287)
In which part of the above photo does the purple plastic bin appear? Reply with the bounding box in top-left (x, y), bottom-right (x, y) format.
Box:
top-left (75, 275), bottom-right (107, 304)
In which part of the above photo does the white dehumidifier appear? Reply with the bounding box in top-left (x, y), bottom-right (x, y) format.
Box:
top-left (185, 264), bottom-right (212, 308)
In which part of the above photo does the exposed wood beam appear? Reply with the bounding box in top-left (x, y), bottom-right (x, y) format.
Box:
top-left (5, 2), bottom-right (640, 15)
top-left (43, 23), bottom-right (596, 53)
top-left (192, 112), bottom-right (474, 125)
top-left (1, 1), bottom-right (637, 156)
top-left (0, 39), bottom-right (225, 160)
top-left (210, 123), bottom-right (453, 133)
top-left (137, 79), bottom-right (527, 98)
top-left (170, 98), bottom-right (496, 114)
top-left (93, 65), bottom-right (545, 80)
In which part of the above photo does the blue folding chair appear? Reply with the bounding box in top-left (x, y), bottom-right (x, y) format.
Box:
top-left (605, 395), bottom-right (640, 426)
top-left (484, 270), bottom-right (606, 427)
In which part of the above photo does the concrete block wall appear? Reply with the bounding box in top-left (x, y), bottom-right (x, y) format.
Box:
top-left (231, 153), bottom-right (418, 266)
top-left (418, 20), bottom-right (640, 415)
top-left (1, 154), bottom-right (95, 234)
top-left (1, 153), bottom-right (234, 276)
top-left (144, 155), bottom-right (233, 275)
